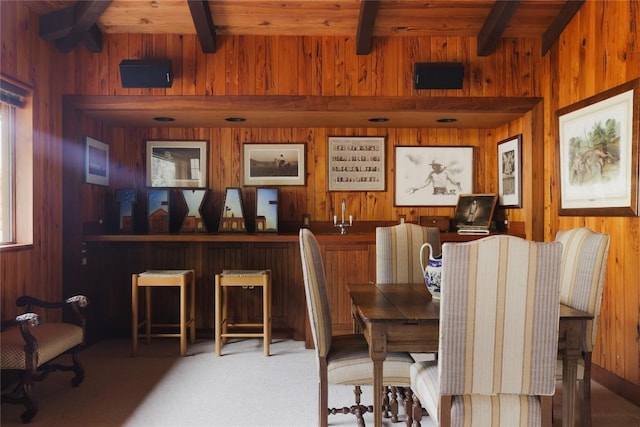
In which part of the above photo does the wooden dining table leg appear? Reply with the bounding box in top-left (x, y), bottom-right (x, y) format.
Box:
top-left (369, 324), bottom-right (387, 427)
top-left (562, 319), bottom-right (585, 427)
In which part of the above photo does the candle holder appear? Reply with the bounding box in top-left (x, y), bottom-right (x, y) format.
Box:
top-left (334, 221), bottom-right (352, 235)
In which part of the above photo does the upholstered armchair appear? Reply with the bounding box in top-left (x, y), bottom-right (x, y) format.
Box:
top-left (554, 227), bottom-right (610, 427)
top-left (408, 235), bottom-right (563, 427)
top-left (299, 229), bottom-right (414, 427)
top-left (1, 295), bottom-right (88, 423)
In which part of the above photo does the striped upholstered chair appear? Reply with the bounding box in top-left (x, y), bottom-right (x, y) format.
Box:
top-left (554, 227), bottom-right (610, 427)
top-left (408, 235), bottom-right (563, 427)
top-left (299, 229), bottom-right (414, 427)
top-left (376, 223), bottom-right (441, 284)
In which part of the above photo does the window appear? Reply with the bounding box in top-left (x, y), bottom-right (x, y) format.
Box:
top-left (0, 75), bottom-right (32, 248)
top-left (0, 102), bottom-right (15, 243)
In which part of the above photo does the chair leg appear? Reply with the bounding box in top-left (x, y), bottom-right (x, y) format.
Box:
top-left (70, 349), bottom-right (85, 387)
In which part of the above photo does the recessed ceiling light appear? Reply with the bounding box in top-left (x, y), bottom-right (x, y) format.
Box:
top-left (153, 116), bottom-right (175, 122)
top-left (436, 118), bottom-right (457, 123)
top-left (368, 117), bottom-right (389, 123)
top-left (225, 117), bottom-right (246, 122)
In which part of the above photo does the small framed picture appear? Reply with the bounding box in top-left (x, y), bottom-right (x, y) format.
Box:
top-left (243, 143), bottom-right (305, 186)
top-left (497, 134), bottom-right (523, 208)
top-left (327, 136), bottom-right (385, 191)
top-left (146, 140), bottom-right (208, 188)
top-left (84, 136), bottom-right (109, 186)
top-left (394, 146), bottom-right (474, 206)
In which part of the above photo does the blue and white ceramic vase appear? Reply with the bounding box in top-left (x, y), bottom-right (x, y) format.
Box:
top-left (420, 243), bottom-right (442, 301)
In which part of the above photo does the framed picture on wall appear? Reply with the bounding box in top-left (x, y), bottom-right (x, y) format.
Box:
top-left (146, 140), bottom-right (208, 188)
top-left (556, 78), bottom-right (639, 216)
top-left (394, 146), bottom-right (474, 206)
top-left (497, 134), bottom-right (523, 208)
top-left (243, 143), bottom-right (305, 186)
top-left (327, 136), bottom-right (385, 191)
top-left (84, 136), bottom-right (109, 186)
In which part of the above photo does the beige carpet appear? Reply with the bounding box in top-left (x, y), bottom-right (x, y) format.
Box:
top-left (2, 338), bottom-right (639, 427)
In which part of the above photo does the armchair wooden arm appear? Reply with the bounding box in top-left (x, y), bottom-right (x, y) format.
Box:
top-left (1, 295), bottom-right (88, 424)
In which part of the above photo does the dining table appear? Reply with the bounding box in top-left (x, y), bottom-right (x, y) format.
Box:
top-left (347, 282), bottom-right (593, 427)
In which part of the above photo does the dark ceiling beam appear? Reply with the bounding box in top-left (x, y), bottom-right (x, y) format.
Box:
top-left (477, 0), bottom-right (521, 57)
top-left (187, 0), bottom-right (217, 54)
top-left (83, 24), bottom-right (104, 53)
top-left (356, 0), bottom-right (380, 55)
top-left (541, 0), bottom-right (585, 55)
top-left (40, 1), bottom-right (112, 53)
top-left (39, 7), bottom-right (76, 40)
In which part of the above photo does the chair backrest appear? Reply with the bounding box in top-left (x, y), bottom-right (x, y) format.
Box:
top-left (299, 229), bottom-right (332, 358)
top-left (439, 235), bottom-right (563, 397)
top-left (554, 227), bottom-right (610, 351)
top-left (375, 223), bottom-right (441, 284)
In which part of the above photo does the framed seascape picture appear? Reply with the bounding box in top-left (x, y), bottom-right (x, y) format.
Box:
top-left (84, 136), bottom-right (109, 186)
top-left (394, 146), bottom-right (474, 206)
top-left (327, 136), bottom-right (385, 191)
top-left (497, 134), bottom-right (523, 208)
top-left (243, 143), bottom-right (305, 186)
top-left (146, 140), bottom-right (207, 188)
top-left (556, 78), bottom-right (639, 216)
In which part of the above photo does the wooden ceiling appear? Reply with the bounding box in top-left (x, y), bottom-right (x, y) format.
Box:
top-left (28, 1), bottom-right (581, 128)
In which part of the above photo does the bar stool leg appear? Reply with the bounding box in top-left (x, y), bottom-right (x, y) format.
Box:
top-left (145, 286), bottom-right (152, 344)
top-left (131, 274), bottom-right (138, 356)
top-left (189, 272), bottom-right (196, 343)
top-left (263, 272), bottom-right (271, 357)
top-left (179, 277), bottom-right (186, 356)
top-left (215, 274), bottom-right (222, 356)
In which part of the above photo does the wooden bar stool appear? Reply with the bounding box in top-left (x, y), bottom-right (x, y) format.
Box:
top-left (131, 269), bottom-right (196, 357)
top-left (215, 269), bottom-right (271, 356)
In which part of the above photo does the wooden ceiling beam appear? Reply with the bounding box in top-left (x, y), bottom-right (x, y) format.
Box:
top-left (40, 1), bottom-right (112, 53)
top-left (477, 0), bottom-right (521, 57)
top-left (356, 0), bottom-right (380, 55)
top-left (541, 0), bottom-right (585, 55)
top-left (187, 0), bottom-right (217, 54)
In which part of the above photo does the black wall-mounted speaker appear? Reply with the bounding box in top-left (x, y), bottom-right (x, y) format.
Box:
top-left (414, 62), bottom-right (464, 90)
top-left (119, 59), bottom-right (173, 88)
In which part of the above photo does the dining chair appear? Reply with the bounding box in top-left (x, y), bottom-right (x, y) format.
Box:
top-left (554, 227), bottom-right (610, 427)
top-left (408, 235), bottom-right (563, 427)
top-left (375, 223), bottom-right (441, 284)
top-left (299, 229), bottom-right (415, 427)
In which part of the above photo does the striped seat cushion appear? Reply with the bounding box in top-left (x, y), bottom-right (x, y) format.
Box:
top-left (1, 323), bottom-right (83, 370)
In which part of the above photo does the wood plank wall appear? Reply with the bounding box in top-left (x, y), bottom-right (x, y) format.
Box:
top-left (1, 0), bottom-right (638, 399)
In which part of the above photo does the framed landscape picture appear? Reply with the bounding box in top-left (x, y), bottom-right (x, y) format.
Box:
top-left (394, 146), bottom-right (474, 206)
top-left (556, 78), bottom-right (639, 216)
top-left (243, 143), bottom-right (305, 186)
